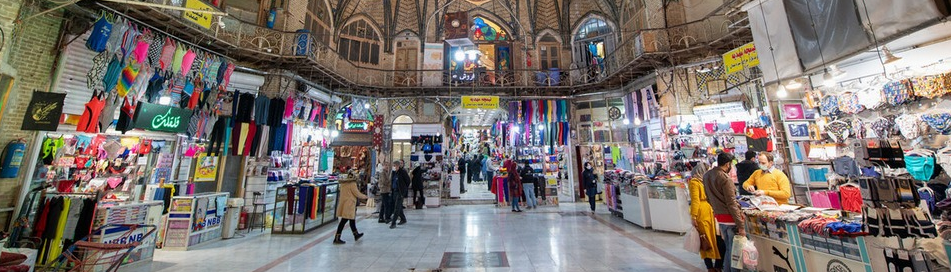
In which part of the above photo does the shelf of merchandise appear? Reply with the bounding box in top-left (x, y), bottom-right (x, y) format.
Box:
top-left (516, 146), bottom-right (564, 206)
top-left (271, 182), bottom-right (338, 234)
top-left (424, 168), bottom-right (442, 207)
top-left (162, 192), bottom-right (230, 251)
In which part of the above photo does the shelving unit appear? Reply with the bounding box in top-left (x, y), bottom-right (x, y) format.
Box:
top-left (271, 182), bottom-right (339, 234)
top-left (162, 192), bottom-right (230, 251)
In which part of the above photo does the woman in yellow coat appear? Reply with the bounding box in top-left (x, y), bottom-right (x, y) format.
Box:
top-left (689, 162), bottom-right (723, 272)
top-left (334, 171), bottom-right (368, 244)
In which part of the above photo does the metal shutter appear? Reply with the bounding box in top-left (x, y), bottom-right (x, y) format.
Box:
top-left (54, 33), bottom-right (99, 116)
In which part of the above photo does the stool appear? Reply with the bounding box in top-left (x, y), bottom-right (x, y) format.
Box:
top-left (248, 192), bottom-right (266, 233)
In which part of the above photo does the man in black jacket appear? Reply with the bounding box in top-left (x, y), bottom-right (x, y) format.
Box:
top-left (468, 154), bottom-right (482, 183)
top-left (390, 160), bottom-right (412, 229)
top-left (734, 150), bottom-right (758, 195)
top-left (411, 163), bottom-right (426, 209)
top-left (458, 157), bottom-right (467, 193)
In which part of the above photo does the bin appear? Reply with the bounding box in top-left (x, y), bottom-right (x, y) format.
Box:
top-left (222, 198), bottom-right (244, 239)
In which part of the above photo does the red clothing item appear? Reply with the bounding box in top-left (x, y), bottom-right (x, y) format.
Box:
top-left (714, 214), bottom-right (735, 224)
top-left (34, 199), bottom-right (51, 237)
top-left (77, 96), bottom-right (105, 133)
top-left (243, 122), bottom-right (257, 156)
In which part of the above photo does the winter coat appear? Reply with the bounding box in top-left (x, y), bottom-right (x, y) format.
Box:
top-left (379, 169), bottom-right (392, 194)
top-left (336, 178), bottom-right (368, 220)
top-left (392, 168), bottom-right (411, 197)
top-left (505, 160), bottom-right (523, 197)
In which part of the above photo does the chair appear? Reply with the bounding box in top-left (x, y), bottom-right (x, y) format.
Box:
top-left (248, 192), bottom-right (266, 233)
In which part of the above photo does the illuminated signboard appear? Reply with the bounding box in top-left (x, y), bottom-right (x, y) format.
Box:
top-left (132, 102), bottom-right (193, 133)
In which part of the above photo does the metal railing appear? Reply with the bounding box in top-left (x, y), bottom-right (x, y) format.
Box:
top-left (137, 0), bottom-right (746, 89)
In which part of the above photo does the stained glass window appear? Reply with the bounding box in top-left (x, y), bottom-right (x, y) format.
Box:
top-left (471, 17), bottom-right (508, 42)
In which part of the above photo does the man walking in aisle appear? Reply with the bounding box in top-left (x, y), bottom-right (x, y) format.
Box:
top-left (378, 159), bottom-right (393, 224)
top-left (458, 156), bottom-right (468, 193)
top-left (703, 152), bottom-right (746, 272)
top-left (390, 160), bottom-right (411, 229)
top-left (468, 154), bottom-right (482, 184)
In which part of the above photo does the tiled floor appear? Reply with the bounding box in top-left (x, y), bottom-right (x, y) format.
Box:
top-left (145, 203), bottom-right (705, 272)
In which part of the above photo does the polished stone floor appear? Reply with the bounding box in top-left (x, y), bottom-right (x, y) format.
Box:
top-left (146, 203), bottom-right (704, 272)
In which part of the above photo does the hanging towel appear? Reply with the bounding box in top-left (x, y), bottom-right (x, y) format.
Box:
top-left (215, 195), bottom-right (227, 217)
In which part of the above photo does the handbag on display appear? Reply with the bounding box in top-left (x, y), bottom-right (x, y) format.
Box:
top-left (433, 144), bottom-right (442, 153)
top-left (410, 155), bottom-right (419, 162)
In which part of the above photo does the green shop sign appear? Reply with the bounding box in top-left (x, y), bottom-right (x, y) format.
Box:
top-left (132, 102), bottom-right (193, 133)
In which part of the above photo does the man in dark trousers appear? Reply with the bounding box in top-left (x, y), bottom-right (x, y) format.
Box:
top-left (410, 163), bottom-right (426, 209)
top-left (468, 154), bottom-right (482, 184)
top-left (390, 160), bottom-right (411, 229)
top-left (734, 150), bottom-right (758, 195)
top-left (458, 157), bottom-right (468, 193)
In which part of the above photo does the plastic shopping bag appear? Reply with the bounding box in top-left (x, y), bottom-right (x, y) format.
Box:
top-left (683, 227), bottom-right (701, 254)
top-left (742, 238), bottom-right (759, 268)
top-left (731, 235), bottom-right (748, 270)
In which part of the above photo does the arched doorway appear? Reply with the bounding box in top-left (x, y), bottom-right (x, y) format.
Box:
top-left (390, 115), bottom-right (414, 164)
top-left (571, 17), bottom-right (615, 82)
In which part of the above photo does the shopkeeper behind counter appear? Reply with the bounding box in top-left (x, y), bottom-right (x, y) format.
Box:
top-left (742, 152), bottom-right (792, 205)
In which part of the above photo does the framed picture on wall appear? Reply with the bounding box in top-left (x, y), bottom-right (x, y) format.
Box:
top-left (786, 122), bottom-right (811, 141)
top-left (803, 107), bottom-right (818, 120)
top-left (781, 103), bottom-right (806, 120)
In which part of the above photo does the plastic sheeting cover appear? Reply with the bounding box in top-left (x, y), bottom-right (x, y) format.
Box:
top-left (783, 0), bottom-right (871, 71)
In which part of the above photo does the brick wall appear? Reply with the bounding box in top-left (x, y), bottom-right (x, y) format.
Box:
top-left (0, 3), bottom-right (63, 230)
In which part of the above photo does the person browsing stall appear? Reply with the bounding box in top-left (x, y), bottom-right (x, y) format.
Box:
top-left (742, 152), bottom-right (792, 205)
top-left (734, 151), bottom-right (758, 196)
top-left (688, 162), bottom-right (724, 272)
top-left (703, 152), bottom-right (745, 272)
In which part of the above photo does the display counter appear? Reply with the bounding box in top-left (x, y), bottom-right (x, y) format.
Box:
top-left (271, 182), bottom-right (339, 234)
top-left (741, 209), bottom-right (951, 272)
top-left (620, 185), bottom-right (651, 228)
top-left (162, 193), bottom-right (230, 251)
top-left (88, 201), bottom-right (164, 270)
top-left (647, 184), bottom-right (690, 233)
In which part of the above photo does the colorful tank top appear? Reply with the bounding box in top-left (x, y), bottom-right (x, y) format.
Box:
top-left (86, 14), bottom-right (113, 53)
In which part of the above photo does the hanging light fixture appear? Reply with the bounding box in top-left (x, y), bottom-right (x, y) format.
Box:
top-left (454, 50), bottom-right (465, 61)
top-left (882, 47), bottom-right (902, 65)
top-left (634, 117), bottom-right (642, 126)
top-left (511, 125), bottom-right (520, 133)
top-left (331, 130), bottom-right (340, 138)
top-left (785, 79), bottom-right (802, 89)
top-left (622, 118), bottom-right (630, 125)
top-left (776, 84), bottom-right (788, 98)
top-left (537, 124), bottom-right (545, 131)
top-left (823, 68), bottom-right (836, 87)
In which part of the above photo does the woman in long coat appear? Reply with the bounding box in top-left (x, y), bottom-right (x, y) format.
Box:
top-left (688, 162), bottom-right (723, 271)
top-left (504, 159), bottom-right (523, 212)
top-left (334, 172), bottom-right (368, 244)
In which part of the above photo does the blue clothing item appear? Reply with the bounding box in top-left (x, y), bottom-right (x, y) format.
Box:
top-left (511, 195), bottom-right (521, 211)
top-left (832, 156), bottom-right (861, 178)
top-left (904, 155), bottom-right (935, 181)
top-left (86, 15), bottom-right (113, 52)
top-left (861, 167), bottom-right (881, 177)
top-left (719, 224), bottom-right (739, 272)
top-left (523, 186), bottom-right (537, 208)
top-left (391, 171), bottom-right (399, 194)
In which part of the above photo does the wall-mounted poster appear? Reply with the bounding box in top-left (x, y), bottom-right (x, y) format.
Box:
top-left (781, 103), bottom-right (805, 120)
top-left (193, 152), bottom-right (218, 182)
top-left (22, 91), bottom-right (66, 131)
